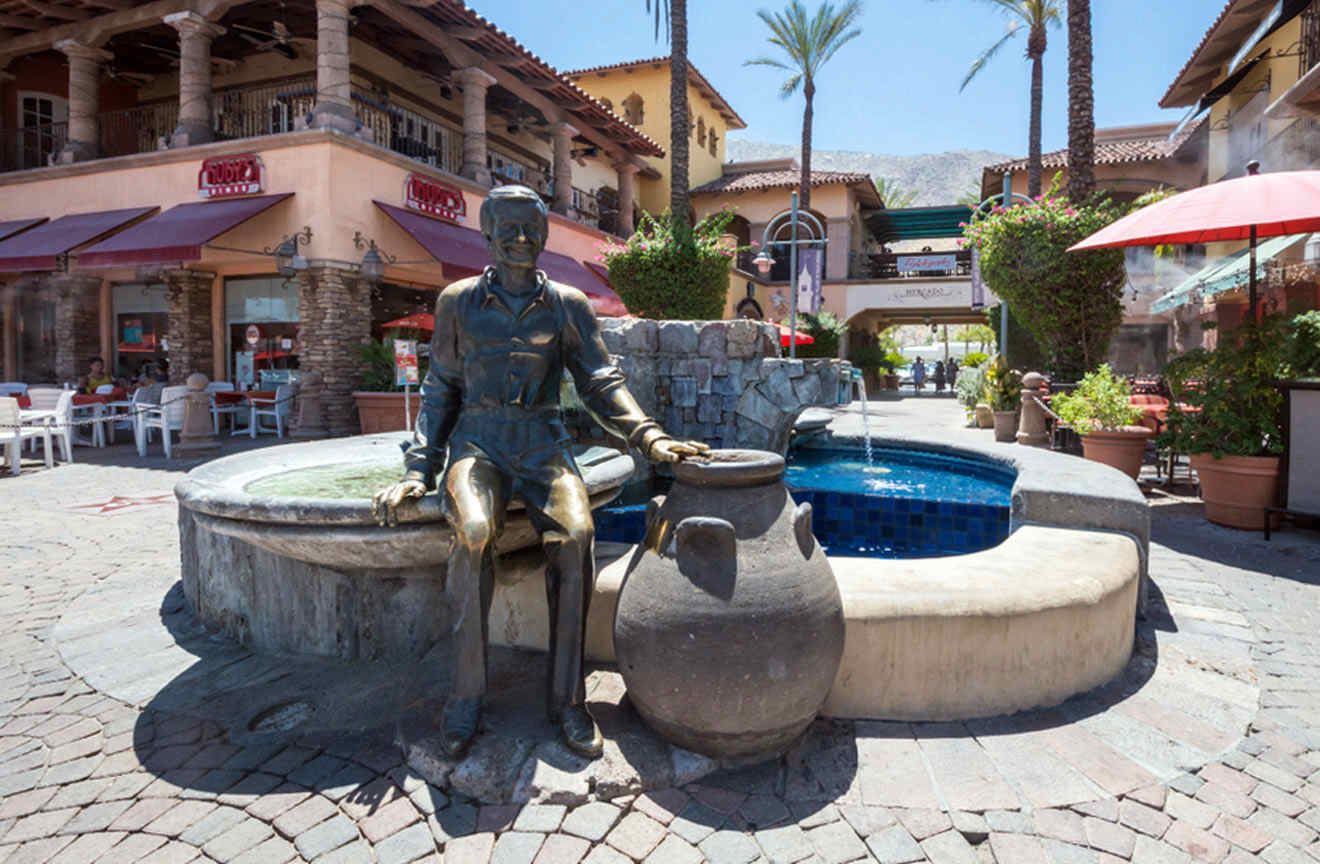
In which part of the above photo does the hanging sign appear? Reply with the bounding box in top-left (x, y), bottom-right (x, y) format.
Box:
top-left (897, 253), bottom-right (957, 274)
top-left (797, 248), bottom-right (823, 315)
top-left (198, 154), bottom-right (264, 199)
top-left (123, 319), bottom-right (143, 344)
top-left (245, 324), bottom-right (261, 346)
top-left (404, 173), bottom-right (467, 222)
top-left (394, 339), bottom-right (419, 386)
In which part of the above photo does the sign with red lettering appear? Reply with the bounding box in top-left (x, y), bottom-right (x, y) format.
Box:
top-left (198, 154), bottom-right (264, 199)
top-left (404, 173), bottom-right (466, 222)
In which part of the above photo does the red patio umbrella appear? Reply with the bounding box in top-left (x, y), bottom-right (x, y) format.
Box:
top-left (773, 322), bottom-right (815, 347)
top-left (1069, 165), bottom-right (1320, 317)
top-left (381, 312), bottom-right (435, 331)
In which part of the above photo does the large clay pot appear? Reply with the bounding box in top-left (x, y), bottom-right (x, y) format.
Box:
top-left (1189, 453), bottom-right (1281, 530)
top-left (992, 409), bottom-right (1018, 442)
top-left (974, 404), bottom-right (994, 428)
top-left (1079, 426), bottom-right (1153, 481)
top-left (613, 450), bottom-right (844, 761)
top-left (353, 391), bottom-right (422, 434)
top-left (884, 373), bottom-right (901, 390)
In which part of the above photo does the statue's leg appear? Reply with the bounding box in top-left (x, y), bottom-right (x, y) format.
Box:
top-left (522, 454), bottom-right (598, 755)
top-left (442, 455), bottom-right (508, 705)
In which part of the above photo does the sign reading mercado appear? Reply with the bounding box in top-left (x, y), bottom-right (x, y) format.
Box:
top-left (404, 173), bottom-right (467, 223)
top-left (198, 154), bottom-right (264, 199)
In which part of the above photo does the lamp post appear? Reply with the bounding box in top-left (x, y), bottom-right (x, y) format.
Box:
top-left (751, 192), bottom-right (827, 359)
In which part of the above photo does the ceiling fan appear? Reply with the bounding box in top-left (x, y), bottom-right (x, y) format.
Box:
top-left (232, 19), bottom-right (300, 61)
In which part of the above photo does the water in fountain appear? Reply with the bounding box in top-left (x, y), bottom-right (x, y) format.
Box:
top-left (854, 371), bottom-right (877, 470)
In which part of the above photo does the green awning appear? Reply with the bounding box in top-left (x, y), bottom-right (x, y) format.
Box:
top-left (866, 205), bottom-right (974, 242)
top-left (1150, 234), bottom-right (1308, 313)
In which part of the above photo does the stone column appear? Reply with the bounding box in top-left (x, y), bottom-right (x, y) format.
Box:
top-left (551, 122), bottom-right (578, 215)
top-left (164, 270), bottom-right (216, 385)
top-left (1016, 371), bottom-right (1049, 447)
top-left (298, 262), bottom-right (371, 437)
top-left (47, 274), bottom-right (102, 383)
top-left (2, 285), bottom-right (17, 382)
top-left (98, 280), bottom-right (112, 369)
top-left (292, 369), bottom-right (328, 438)
top-left (454, 66), bottom-right (496, 185)
top-left (54, 40), bottom-right (112, 164)
top-left (312, 0), bottom-right (357, 133)
top-left (163, 12), bottom-right (225, 147)
top-left (176, 372), bottom-right (220, 456)
top-left (616, 162), bottom-right (639, 236)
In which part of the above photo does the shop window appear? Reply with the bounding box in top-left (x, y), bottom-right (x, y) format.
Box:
top-left (224, 277), bottom-right (300, 388)
top-left (697, 117), bottom-right (706, 147)
top-left (15, 286), bottom-right (56, 384)
top-left (622, 93), bottom-right (644, 125)
top-left (371, 282), bottom-right (438, 341)
top-left (111, 282), bottom-right (168, 380)
top-left (17, 92), bottom-right (67, 170)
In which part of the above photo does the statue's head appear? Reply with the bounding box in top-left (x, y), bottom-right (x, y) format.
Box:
top-left (480, 185), bottom-right (548, 270)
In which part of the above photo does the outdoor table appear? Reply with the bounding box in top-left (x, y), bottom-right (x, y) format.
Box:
top-left (212, 390), bottom-right (276, 405)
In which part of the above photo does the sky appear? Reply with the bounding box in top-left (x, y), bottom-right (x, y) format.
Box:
top-left (465, 0), bottom-right (1216, 158)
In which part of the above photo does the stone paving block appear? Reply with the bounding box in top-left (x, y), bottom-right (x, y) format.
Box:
top-left (700, 828), bottom-right (764, 864)
top-left (261, 745), bottom-right (318, 776)
top-left (230, 834), bottom-right (298, 864)
top-left (273, 794), bottom-right (337, 838)
top-left (0, 786), bottom-right (56, 819)
top-left (1196, 783), bottom-right (1257, 819)
top-left (1038, 838), bottom-right (1098, 864)
top-left (6, 835), bottom-right (75, 864)
top-left (1260, 748), bottom-right (1318, 780)
top-left (293, 812), bottom-right (359, 860)
top-left (1300, 806), bottom-right (1320, 831)
top-left (178, 804), bottom-right (247, 846)
top-left (447, 832), bottom-right (496, 864)
top-left (1169, 775), bottom-right (1206, 798)
top-left (47, 735), bottom-right (101, 767)
top-left (315, 839), bottom-right (374, 864)
top-left (1034, 809), bottom-right (1087, 845)
top-left (921, 829), bottom-right (977, 864)
top-left (897, 808), bottom-right (952, 841)
top-left (741, 794), bottom-right (791, 829)
top-left (139, 769), bottom-right (207, 798)
top-left (1245, 760), bottom-right (1304, 793)
top-left (44, 717), bottom-right (100, 747)
top-left (221, 774), bottom-right (286, 810)
top-left (669, 801), bottom-right (725, 844)
top-left (39, 754), bottom-right (100, 786)
top-left (243, 783), bottom-right (311, 821)
top-left (806, 819), bottom-right (870, 864)
top-left (605, 811), bottom-right (667, 860)
top-left (142, 799), bottom-right (219, 838)
top-left (377, 822), bottom-right (438, 864)
top-left (94, 832), bottom-right (169, 864)
top-left (90, 751), bottom-right (143, 780)
top-left (1083, 816), bottom-right (1135, 858)
top-left (839, 804), bottom-right (896, 838)
top-left (2, 806), bottom-right (76, 843)
top-left (1166, 792), bottom-right (1220, 830)
top-left (690, 785), bottom-right (749, 815)
top-left (951, 811), bottom-right (988, 844)
top-left (1165, 820), bottom-right (1231, 863)
top-left (1073, 800), bottom-right (1118, 822)
top-left (1200, 764), bottom-right (1258, 795)
top-left (1251, 782), bottom-right (1308, 817)
top-left (479, 804), bottom-right (524, 833)
top-left (203, 816), bottom-right (274, 862)
top-left (56, 799), bottom-right (133, 835)
top-left (1211, 814), bottom-right (1273, 853)
top-left (427, 803), bottom-right (478, 845)
top-left (756, 822), bottom-right (815, 864)
top-left (989, 832), bottom-right (1049, 864)
top-left (0, 768), bottom-right (43, 797)
top-left (1247, 806), bottom-right (1318, 848)
top-left (583, 844), bottom-right (633, 864)
top-left (136, 839), bottom-right (206, 864)
top-left (360, 796), bottom-right (421, 844)
top-left (515, 805), bottom-right (567, 833)
top-left (642, 833), bottom-right (703, 864)
top-left (46, 830), bottom-right (126, 864)
top-left (47, 777), bottom-right (113, 809)
top-left (286, 753), bottom-right (347, 788)
top-left (794, 803), bottom-right (840, 829)
top-left (341, 777), bottom-right (406, 820)
top-left (533, 833), bottom-right (590, 864)
top-left (1258, 841), bottom-right (1315, 864)
top-left (1118, 798), bottom-right (1170, 838)
top-left (561, 802), bottom-right (622, 842)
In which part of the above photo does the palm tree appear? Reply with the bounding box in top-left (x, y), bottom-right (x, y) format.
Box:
top-left (1066, 0), bottom-right (1095, 202)
top-left (957, 0), bottom-right (1062, 198)
top-left (643, 1), bottom-right (690, 232)
top-left (746, 0), bottom-right (863, 209)
top-left (874, 177), bottom-right (918, 209)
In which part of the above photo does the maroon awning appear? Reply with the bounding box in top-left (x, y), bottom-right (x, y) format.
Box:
top-left (538, 250), bottom-right (629, 317)
top-left (0, 217), bottom-right (47, 243)
top-left (77, 194), bottom-right (293, 268)
top-left (374, 200), bottom-right (487, 276)
top-left (0, 207), bottom-right (157, 272)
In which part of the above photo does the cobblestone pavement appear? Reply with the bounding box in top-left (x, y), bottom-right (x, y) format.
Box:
top-left (3, 403), bottom-right (1320, 863)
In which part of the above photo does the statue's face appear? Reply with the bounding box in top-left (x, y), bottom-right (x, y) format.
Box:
top-left (485, 199), bottom-right (547, 269)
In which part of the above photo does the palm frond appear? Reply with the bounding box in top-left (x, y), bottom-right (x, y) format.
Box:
top-left (748, 0), bottom-right (864, 91)
top-left (645, 0), bottom-right (669, 42)
top-left (960, 22), bottom-right (1019, 91)
top-left (778, 72), bottom-right (804, 98)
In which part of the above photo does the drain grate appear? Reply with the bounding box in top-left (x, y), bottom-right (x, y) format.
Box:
top-left (248, 699), bottom-right (314, 733)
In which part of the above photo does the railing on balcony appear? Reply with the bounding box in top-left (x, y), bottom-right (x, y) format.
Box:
top-left (0, 121), bottom-right (67, 171)
top-left (214, 76), bottom-right (315, 140)
top-left (354, 88), bottom-right (463, 175)
top-left (849, 249), bottom-right (972, 280)
top-left (1302, 0), bottom-right (1320, 77)
top-left (101, 102), bottom-right (177, 157)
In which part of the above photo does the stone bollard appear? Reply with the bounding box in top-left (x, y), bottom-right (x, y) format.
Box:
top-left (175, 372), bottom-right (220, 457)
top-left (1016, 371), bottom-right (1050, 447)
top-left (292, 370), bottom-right (329, 439)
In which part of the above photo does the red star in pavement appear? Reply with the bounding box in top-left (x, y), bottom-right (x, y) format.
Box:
top-left (68, 493), bottom-right (175, 515)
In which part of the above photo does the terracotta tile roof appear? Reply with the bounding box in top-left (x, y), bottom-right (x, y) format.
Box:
top-left (1160, 0), bottom-right (1279, 108)
top-left (983, 135), bottom-right (1174, 174)
top-left (416, 2), bottom-right (666, 158)
top-left (691, 168), bottom-right (882, 207)
top-left (563, 56), bottom-right (748, 130)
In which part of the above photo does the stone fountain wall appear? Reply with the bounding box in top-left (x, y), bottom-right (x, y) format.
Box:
top-left (572, 318), bottom-right (849, 454)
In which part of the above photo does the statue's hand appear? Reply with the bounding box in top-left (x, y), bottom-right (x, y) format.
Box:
top-left (371, 479), bottom-right (428, 527)
top-left (649, 438), bottom-right (712, 464)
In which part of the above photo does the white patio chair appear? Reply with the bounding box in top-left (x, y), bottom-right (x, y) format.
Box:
top-left (25, 387), bottom-right (74, 462)
top-left (129, 385), bottom-right (156, 455)
top-left (0, 382), bottom-right (27, 399)
top-left (247, 384), bottom-right (292, 438)
top-left (206, 381), bottom-right (239, 435)
top-left (1, 397), bottom-right (52, 476)
top-left (139, 385), bottom-right (188, 458)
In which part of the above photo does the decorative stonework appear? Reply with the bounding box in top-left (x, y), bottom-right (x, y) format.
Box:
top-left (312, 0), bottom-right (357, 132)
top-left (163, 12), bottom-right (225, 147)
top-left (48, 274), bottom-right (101, 383)
top-left (455, 66), bottom-right (496, 185)
top-left (164, 269), bottom-right (215, 384)
top-left (551, 122), bottom-right (579, 215)
top-left (583, 318), bottom-right (849, 454)
top-left (53, 40), bottom-right (112, 164)
top-left (298, 262), bottom-right (371, 437)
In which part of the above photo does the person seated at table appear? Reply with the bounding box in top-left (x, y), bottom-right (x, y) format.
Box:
top-left (75, 375), bottom-right (90, 394)
top-left (84, 357), bottom-right (113, 393)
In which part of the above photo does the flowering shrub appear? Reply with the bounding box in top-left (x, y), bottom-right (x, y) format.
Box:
top-left (962, 182), bottom-right (1128, 379)
top-left (598, 210), bottom-right (742, 320)
top-left (1052, 363), bottom-right (1142, 434)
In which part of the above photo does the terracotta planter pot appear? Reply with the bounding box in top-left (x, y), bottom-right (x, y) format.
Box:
top-left (992, 409), bottom-right (1018, 442)
top-left (1189, 453), bottom-right (1281, 530)
top-left (884, 374), bottom-right (900, 390)
top-left (353, 391), bottom-right (422, 435)
top-left (1078, 426), bottom-right (1153, 481)
top-left (613, 450), bottom-right (844, 761)
top-left (974, 404), bottom-right (994, 428)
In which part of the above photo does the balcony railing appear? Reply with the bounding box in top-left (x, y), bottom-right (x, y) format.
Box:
top-left (0, 121), bottom-right (67, 171)
top-left (215, 76), bottom-right (314, 140)
top-left (848, 250), bottom-right (972, 280)
top-left (101, 102), bottom-right (177, 156)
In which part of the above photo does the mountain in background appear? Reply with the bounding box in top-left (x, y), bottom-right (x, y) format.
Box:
top-left (725, 139), bottom-right (1015, 207)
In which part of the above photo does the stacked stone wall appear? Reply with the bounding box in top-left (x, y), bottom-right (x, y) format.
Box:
top-left (50, 275), bottom-right (102, 384)
top-left (165, 270), bottom-right (214, 385)
top-left (299, 263), bottom-right (371, 437)
top-left (583, 318), bottom-right (849, 454)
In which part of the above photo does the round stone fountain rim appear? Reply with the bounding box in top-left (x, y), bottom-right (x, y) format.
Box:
top-left (175, 432), bottom-right (637, 526)
top-left (671, 449), bottom-right (785, 487)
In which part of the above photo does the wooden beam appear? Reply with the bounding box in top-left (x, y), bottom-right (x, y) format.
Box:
top-left (21, 1), bottom-right (88, 21)
top-left (0, 0), bottom-right (250, 59)
top-left (0, 14), bottom-right (41, 29)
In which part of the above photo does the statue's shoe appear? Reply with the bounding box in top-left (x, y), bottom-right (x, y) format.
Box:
top-left (442, 697), bottom-right (481, 758)
top-left (559, 705), bottom-right (603, 759)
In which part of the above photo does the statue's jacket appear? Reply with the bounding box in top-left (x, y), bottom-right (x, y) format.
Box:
top-left (403, 266), bottom-right (665, 490)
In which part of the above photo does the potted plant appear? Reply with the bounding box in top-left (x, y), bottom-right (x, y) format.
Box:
top-left (953, 362), bottom-right (987, 426)
top-left (982, 357), bottom-right (1022, 442)
top-left (883, 352), bottom-right (906, 390)
top-left (846, 345), bottom-right (887, 395)
top-left (1162, 318), bottom-right (1285, 530)
top-left (352, 336), bottom-right (428, 434)
top-left (1052, 364), bottom-right (1150, 480)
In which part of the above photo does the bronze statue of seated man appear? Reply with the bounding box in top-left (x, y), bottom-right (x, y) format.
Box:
top-left (372, 185), bottom-right (707, 758)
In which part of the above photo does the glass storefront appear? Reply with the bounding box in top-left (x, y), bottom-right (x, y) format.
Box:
top-left (112, 282), bottom-right (168, 380)
top-left (225, 276), bottom-right (300, 388)
top-left (370, 282), bottom-right (438, 340)
top-left (15, 285), bottom-right (56, 384)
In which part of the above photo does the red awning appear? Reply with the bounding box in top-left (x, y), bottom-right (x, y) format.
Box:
top-left (582, 261), bottom-right (630, 317)
top-left (375, 200), bottom-right (487, 277)
top-left (77, 194), bottom-right (293, 268)
top-left (0, 206), bottom-right (157, 272)
top-left (0, 217), bottom-right (47, 243)
top-left (538, 251), bottom-right (629, 317)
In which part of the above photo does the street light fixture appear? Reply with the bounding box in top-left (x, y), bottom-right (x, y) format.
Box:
top-left (753, 192), bottom-right (827, 358)
top-left (267, 227), bottom-right (313, 278)
top-left (353, 231), bottom-right (398, 285)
